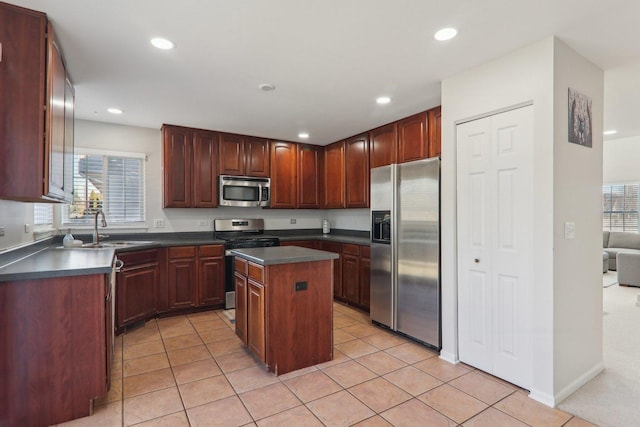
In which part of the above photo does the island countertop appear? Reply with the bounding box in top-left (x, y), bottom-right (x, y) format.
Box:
top-left (230, 246), bottom-right (339, 266)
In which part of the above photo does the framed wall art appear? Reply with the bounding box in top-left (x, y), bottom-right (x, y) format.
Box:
top-left (568, 87), bottom-right (593, 148)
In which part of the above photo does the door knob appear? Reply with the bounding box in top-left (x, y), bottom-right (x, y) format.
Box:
top-left (474, 258), bottom-right (480, 263)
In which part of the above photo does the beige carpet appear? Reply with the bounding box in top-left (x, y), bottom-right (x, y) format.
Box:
top-left (558, 276), bottom-right (640, 427)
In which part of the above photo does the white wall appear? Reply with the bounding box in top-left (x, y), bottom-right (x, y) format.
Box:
top-left (441, 36), bottom-right (603, 406)
top-left (552, 39), bottom-right (604, 402)
top-left (0, 200), bottom-right (37, 252)
top-left (603, 136), bottom-right (640, 183)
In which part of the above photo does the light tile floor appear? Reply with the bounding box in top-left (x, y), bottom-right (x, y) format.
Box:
top-left (55, 303), bottom-right (596, 427)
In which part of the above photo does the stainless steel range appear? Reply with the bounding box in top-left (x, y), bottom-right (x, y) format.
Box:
top-left (214, 218), bottom-right (280, 309)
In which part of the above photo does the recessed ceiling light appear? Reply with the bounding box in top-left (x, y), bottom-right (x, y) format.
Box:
top-left (376, 96), bottom-right (391, 105)
top-left (150, 37), bottom-right (175, 50)
top-left (107, 108), bottom-right (123, 115)
top-left (298, 132), bottom-right (309, 139)
top-left (259, 83), bottom-right (276, 92)
top-left (603, 130), bottom-right (617, 135)
top-left (434, 27), bottom-right (458, 41)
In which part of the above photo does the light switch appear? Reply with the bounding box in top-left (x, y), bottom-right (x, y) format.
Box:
top-left (564, 222), bottom-right (576, 239)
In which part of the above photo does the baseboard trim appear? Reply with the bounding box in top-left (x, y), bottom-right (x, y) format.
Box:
top-left (554, 361), bottom-right (605, 405)
top-left (529, 361), bottom-right (604, 407)
top-left (529, 389), bottom-right (555, 407)
top-left (439, 350), bottom-right (458, 364)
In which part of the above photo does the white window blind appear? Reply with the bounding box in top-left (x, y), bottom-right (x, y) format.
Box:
top-left (33, 203), bottom-right (53, 226)
top-left (64, 149), bottom-right (145, 225)
top-left (602, 183), bottom-right (639, 232)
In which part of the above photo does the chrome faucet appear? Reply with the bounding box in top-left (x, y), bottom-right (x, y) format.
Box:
top-left (93, 210), bottom-right (108, 244)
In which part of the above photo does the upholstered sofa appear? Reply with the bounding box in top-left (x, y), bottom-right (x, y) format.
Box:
top-left (603, 231), bottom-right (640, 271)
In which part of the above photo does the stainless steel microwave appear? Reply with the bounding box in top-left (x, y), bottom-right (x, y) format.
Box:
top-left (219, 175), bottom-right (270, 207)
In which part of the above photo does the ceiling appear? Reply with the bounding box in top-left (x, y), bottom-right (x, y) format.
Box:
top-left (9, 0), bottom-right (640, 145)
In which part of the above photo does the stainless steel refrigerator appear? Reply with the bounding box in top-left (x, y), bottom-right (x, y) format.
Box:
top-left (370, 158), bottom-right (440, 349)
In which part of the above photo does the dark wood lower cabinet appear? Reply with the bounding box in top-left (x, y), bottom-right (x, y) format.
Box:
top-left (197, 245), bottom-right (225, 307)
top-left (234, 256), bottom-right (333, 375)
top-left (168, 246), bottom-right (197, 309)
top-left (0, 274), bottom-right (108, 426)
top-left (116, 249), bottom-right (159, 332)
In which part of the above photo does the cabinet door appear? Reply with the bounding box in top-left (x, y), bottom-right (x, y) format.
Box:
top-left (117, 264), bottom-right (158, 328)
top-left (219, 133), bottom-right (245, 176)
top-left (45, 23), bottom-right (66, 201)
top-left (323, 141), bottom-right (345, 208)
top-left (246, 137), bottom-right (270, 177)
top-left (345, 133), bottom-right (369, 208)
top-left (163, 125), bottom-right (193, 207)
top-left (428, 106), bottom-right (442, 158)
top-left (318, 241), bottom-right (342, 298)
top-left (270, 141), bottom-right (297, 208)
top-left (234, 272), bottom-right (248, 344)
top-left (198, 256), bottom-right (225, 306)
top-left (168, 247), bottom-right (197, 309)
top-left (370, 123), bottom-right (397, 168)
top-left (0, 4), bottom-right (47, 200)
top-left (193, 130), bottom-right (218, 207)
top-left (298, 144), bottom-right (322, 208)
top-left (397, 112), bottom-right (428, 163)
top-left (359, 251), bottom-right (370, 311)
top-left (342, 244), bottom-right (360, 304)
top-left (247, 280), bottom-right (266, 362)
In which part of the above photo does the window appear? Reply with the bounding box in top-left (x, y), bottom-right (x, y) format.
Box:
top-left (33, 203), bottom-right (53, 228)
top-left (602, 183), bottom-right (639, 232)
top-left (64, 148), bottom-right (145, 226)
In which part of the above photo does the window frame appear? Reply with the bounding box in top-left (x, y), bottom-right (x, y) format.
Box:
top-left (62, 147), bottom-right (147, 228)
top-left (602, 183), bottom-right (639, 232)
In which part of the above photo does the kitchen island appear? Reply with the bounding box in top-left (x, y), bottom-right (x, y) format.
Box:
top-left (230, 246), bottom-right (338, 375)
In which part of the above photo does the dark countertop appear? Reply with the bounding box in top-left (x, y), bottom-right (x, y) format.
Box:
top-left (230, 246), bottom-right (339, 266)
top-left (0, 229), bottom-right (369, 282)
top-left (0, 247), bottom-right (116, 282)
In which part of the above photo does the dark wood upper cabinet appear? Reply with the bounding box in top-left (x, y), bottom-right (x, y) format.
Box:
top-left (219, 134), bottom-right (270, 177)
top-left (369, 123), bottom-right (397, 168)
top-left (163, 125), bottom-right (193, 208)
top-left (0, 4), bottom-right (73, 202)
top-left (219, 133), bottom-right (246, 175)
top-left (269, 141), bottom-right (297, 208)
top-left (246, 137), bottom-right (270, 177)
top-left (193, 130), bottom-right (219, 207)
top-left (323, 141), bottom-right (345, 208)
top-left (345, 133), bottom-right (369, 208)
top-left (297, 144), bottom-right (323, 208)
top-left (162, 125), bottom-right (218, 208)
top-left (428, 106), bottom-right (442, 158)
top-left (397, 112), bottom-right (428, 163)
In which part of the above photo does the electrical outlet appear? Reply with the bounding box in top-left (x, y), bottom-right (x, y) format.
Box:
top-left (198, 219), bottom-right (208, 226)
top-left (24, 224), bottom-right (32, 233)
top-left (0, 226), bottom-right (4, 236)
top-left (154, 218), bottom-right (165, 228)
top-left (290, 218), bottom-right (297, 224)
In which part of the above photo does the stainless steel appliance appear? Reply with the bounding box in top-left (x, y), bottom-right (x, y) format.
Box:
top-left (219, 175), bottom-right (270, 207)
top-left (370, 158), bottom-right (440, 349)
top-left (214, 218), bottom-right (280, 309)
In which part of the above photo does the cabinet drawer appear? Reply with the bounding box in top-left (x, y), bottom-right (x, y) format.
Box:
top-left (235, 257), bottom-right (248, 275)
top-left (168, 246), bottom-right (196, 258)
top-left (360, 245), bottom-right (370, 259)
top-left (199, 245), bottom-right (224, 257)
top-left (118, 249), bottom-right (159, 266)
top-left (342, 243), bottom-right (360, 256)
top-left (248, 262), bottom-right (264, 283)
top-left (318, 241), bottom-right (342, 254)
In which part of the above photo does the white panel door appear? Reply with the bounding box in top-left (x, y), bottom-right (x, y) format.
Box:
top-left (456, 106), bottom-right (533, 390)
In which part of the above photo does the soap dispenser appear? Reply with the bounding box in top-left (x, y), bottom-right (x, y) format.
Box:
top-left (63, 229), bottom-right (74, 247)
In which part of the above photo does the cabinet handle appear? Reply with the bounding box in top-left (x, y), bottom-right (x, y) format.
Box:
top-left (474, 258), bottom-right (480, 263)
top-left (0, 42), bottom-right (3, 62)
